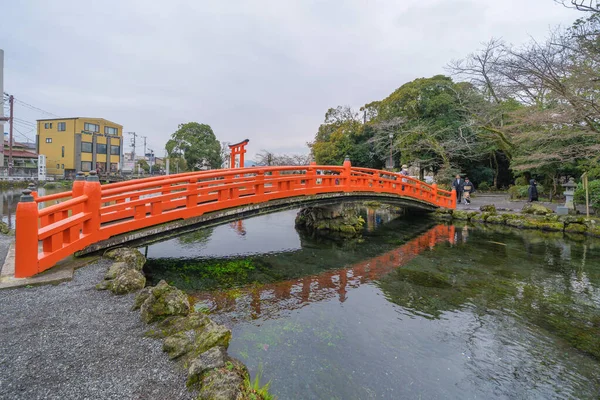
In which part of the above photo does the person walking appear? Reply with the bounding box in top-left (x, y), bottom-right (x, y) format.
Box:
top-left (462, 177), bottom-right (474, 204)
top-left (452, 174), bottom-right (464, 203)
top-left (528, 179), bottom-right (539, 202)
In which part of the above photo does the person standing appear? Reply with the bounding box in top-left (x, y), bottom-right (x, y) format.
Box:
top-left (452, 174), bottom-right (464, 203)
top-left (462, 177), bottom-right (474, 204)
top-left (528, 179), bottom-right (539, 202)
top-left (400, 164), bottom-right (409, 190)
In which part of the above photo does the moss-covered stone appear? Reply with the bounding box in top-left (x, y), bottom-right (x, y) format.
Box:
top-left (146, 313), bottom-right (210, 339)
top-left (187, 346), bottom-right (227, 386)
top-left (190, 321), bottom-right (232, 358)
top-left (105, 247), bottom-right (146, 271)
top-left (0, 221), bottom-right (10, 235)
top-left (521, 203), bottom-right (553, 216)
top-left (479, 205), bottom-right (497, 214)
top-left (198, 358), bottom-right (248, 400)
top-left (486, 215), bottom-right (505, 225)
top-left (564, 223), bottom-right (587, 234)
top-left (452, 210), bottom-right (470, 220)
top-left (104, 261), bottom-right (129, 280)
top-left (132, 286), bottom-right (153, 310)
top-left (163, 330), bottom-right (195, 359)
top-left (140, 280), bottom-right (190, 323)
top-left (109, 269), bottom-right (146, 295)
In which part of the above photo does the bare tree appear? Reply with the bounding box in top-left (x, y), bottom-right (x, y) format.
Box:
top-left (447, 38), bottom-right (507, 103)
top-left (255, 150), bottom-right (311, 166)
top-left (554, 0), bottom-right (599, 12)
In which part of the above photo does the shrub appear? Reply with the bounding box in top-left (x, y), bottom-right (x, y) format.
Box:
top-left (514, 176), bottom-right (528, 186)
top-left (574, 180), bottom-right (600, 212)
top-left (508, 184), bottom-right (545, 200)
top-left (478, 182), bottom-right (491, 191)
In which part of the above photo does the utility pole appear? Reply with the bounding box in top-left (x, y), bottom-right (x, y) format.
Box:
top-left (141, 136), bottom-right (147, 158)
top-left (8, 95), bottom-right (13, 176)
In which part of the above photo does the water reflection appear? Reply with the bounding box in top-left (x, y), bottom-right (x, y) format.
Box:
top-left (0, 186), bottom-right (65, 228)
top-left (144, 210), bottom-right (600, 399)
top-left (192, 225), bottom-right (455, 320)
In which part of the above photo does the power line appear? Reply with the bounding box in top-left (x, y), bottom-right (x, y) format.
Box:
top-left (14, 98), bottom-right (60, 118)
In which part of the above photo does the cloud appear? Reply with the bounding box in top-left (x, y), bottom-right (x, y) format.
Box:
top-left (1, 0), bottom-right (579, 159)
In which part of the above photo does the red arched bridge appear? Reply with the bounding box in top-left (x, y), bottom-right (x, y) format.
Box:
top-left (15, 159), bottom-right (456, 278)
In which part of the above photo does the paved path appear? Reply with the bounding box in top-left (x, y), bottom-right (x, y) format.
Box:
top-left (456, 193), bottom-right (590, 214)
top-left (0, 260), bottom-right (194, 400)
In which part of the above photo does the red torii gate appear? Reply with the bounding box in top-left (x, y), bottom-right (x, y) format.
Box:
top-left (229, 139), bottom-right (249, 168)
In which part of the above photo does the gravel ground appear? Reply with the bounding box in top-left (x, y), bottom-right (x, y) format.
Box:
top-left (0, 260), bottom-right (195, 400)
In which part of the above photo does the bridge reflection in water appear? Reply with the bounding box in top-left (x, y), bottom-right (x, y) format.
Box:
top-left (193, 224), bottom-right (455, 320)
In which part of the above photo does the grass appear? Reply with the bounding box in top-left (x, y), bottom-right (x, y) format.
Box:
top-left (244, 364), bottom-right (276, 400)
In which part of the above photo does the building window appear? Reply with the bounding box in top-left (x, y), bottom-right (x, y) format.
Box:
top-left (56, 164), bottom-right (60, 169)
top-left (57, 122), bottom-right (66, 131)
top-left (45, 123), bottom-right (53, 129)
top-left (61, 164), bottom-right (64, 169)
top-left (105, 126), bottom-right (118, 135)
top-left (110, 163), bottom-right (118, 172)
top-left (97, 143), bottom-right (107, 154)
top-left (45, 138), bottom-right (52, 143)
top-left (84, 123), bottom-right (99, 133)
top-left (81, 161), bottom-right (92, 172)
top-left (110, 145), bottom-right (120, 155)
top-left (81, 142), bottom-right (92, 153)
top-left (61, 146), bottom-right (65, 157)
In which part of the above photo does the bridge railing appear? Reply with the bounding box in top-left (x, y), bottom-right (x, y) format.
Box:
top-left (14, 160), bottom-right (455, 278)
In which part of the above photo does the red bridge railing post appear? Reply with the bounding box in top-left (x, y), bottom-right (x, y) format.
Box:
top-left (83, 171), bottom-right (102, 238)
top-left (432, 183), bottom-right (438, 206)
top-left (343, 156), bottom-right (351, 189)
top-left (15, 189), bottom-right (39, 278)
top-left (451, 188), bottom-right (457, 208)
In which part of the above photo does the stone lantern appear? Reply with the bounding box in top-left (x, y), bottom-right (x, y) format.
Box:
top-left (556, 178), bottom-right (577, 215)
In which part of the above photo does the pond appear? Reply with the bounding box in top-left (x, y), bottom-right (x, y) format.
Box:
top-left (0, 186), bottom-right (66, 228)
top-left (143, 208), bottom-right (600, 399)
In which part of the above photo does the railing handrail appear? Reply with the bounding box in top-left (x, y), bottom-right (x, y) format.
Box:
top-left (15, 162), bottom-right (456, 278)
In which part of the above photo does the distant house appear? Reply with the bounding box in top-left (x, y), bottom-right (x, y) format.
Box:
top-left (1, 137), bottom-right (38, 177)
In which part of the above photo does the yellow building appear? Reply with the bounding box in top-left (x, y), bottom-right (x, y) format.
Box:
top-left (36, 117), bottom-right (123, 177)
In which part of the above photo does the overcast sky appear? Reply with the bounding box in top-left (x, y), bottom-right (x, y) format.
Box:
top-left (1, 0), bottom-right (581, 159)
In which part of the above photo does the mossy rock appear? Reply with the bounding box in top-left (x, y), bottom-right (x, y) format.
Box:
top-left (432, 213), bottom-right (453, 221)
top-left (564, 223), bottom-right (587, 234)
top-left (132, 286), bottom-right (153, 310)
top-left (479, 205), bottom-right (497, 214)
top-left (105, 248), bottom-right (146, 271)
top-left (161, 320), bottom-right (231, 360)
top-left (146, 313), bottom-right (211, 339)
top-left (521, 203), bottom-right (553, 216)
top-left (486, 215), bottom-right (506, 225)
top-left (109, 269), bottom-right (146, 295)
top-left (452, 210), bottom-right (470, 220)
top-left (140, 280), bottom-right (191, 324)
top-left (338, 225), bottom-right (357, 235)
top-left (198, 358), bottom-right (248, 400)
top-left (163, 330), bottom-right (195, 359)
top-left (434, 208), bottom-right (453, 215)
top-left (471, 212), bottom-right (491, 223)
top-left (0, 221), bottom-right (10, 235)
top-left (104, 261), bottom-right (129, 280)
top-left (187, 346), bottom-right (227, 387)
top-left (190, 321), bottom-right (232, 358)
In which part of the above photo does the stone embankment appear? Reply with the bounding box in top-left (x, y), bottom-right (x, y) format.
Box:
top-left (295, 204), bottom-right (365, 236)
top-left (435, 204), bottom-right (600, 237)
top-left (96, 248), bottom-right (269, 400)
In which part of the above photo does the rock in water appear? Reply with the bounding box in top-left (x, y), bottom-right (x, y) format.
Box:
top-left (104, 248), bottom-right (146, 271)
top-left (479, 204), bottom-right (497, 214)
top-left (140, 280), bottom-right (190, 323)
top-left (198, 359), bottom-right (248, 400)
top-left (522, 203), bottom-right (553, 216)
top-left (187, 346), bottom-right (227, 385)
